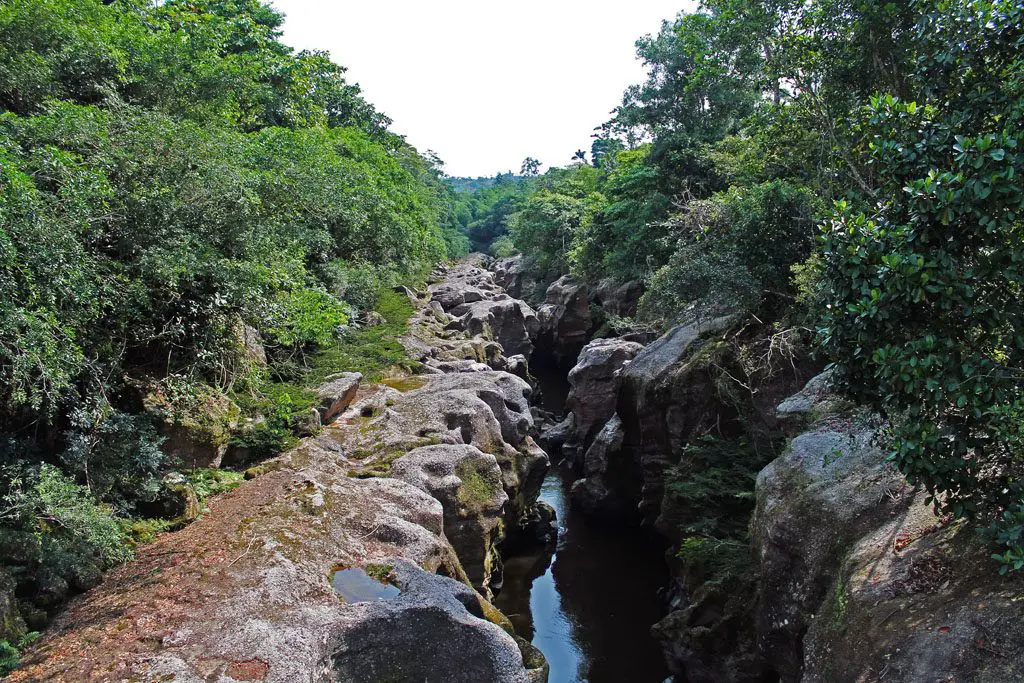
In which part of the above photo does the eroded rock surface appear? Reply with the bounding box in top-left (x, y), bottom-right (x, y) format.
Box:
top-left (12, 259), bottom-right (550, 683)
top-left (392, 444), bottom-right (508, 594)
top-left (536, 275), bottom-right (593, 366)
top-left (573, 317), bottom-right (735, 524)
top-left (404, 258), bottom-right (540, 372)
top-left (751, 372), bottom-right (1024, 682)
top-left (562, 337), bottom-right (643, 465)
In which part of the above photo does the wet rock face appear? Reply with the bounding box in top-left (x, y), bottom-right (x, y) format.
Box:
top-left (562, 338), bottom-right (643, 466)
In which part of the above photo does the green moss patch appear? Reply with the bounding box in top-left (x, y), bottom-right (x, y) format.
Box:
top-left (456, 461), bottom-right (499, 512)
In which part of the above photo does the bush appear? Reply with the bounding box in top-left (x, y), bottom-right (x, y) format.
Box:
top-left (639, 180), bottom-right (820, 324)
top-left (818, 1), bottom-right (1024, 573)
top-left (1, 464), bottom-right (132, 568)
top-left (490, 235), bottom-right (516, 258)
top-left (60, 409), bottom-right (168, 514)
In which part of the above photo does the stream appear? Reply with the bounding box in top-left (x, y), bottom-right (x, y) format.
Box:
top-left (493, 360), bottom-right (671, 683)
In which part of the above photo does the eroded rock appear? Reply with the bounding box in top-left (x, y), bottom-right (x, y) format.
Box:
top-left (393, 444), bottom-right (509, 595)
top-left (315, 372), bottom-right (363, 423)
top-left (574, 317), bottom-right (735, 524)
top-left (569, 414), bottom-right (629, 518)
top-left (563, 338), bottom-right (643, 465)
top-left (748, 371), bottom-right (1024, 682)
top-left (536, 275), bottom-right (593, 365)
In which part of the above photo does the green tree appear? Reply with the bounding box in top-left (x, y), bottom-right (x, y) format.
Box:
top-left (819, 0), bottom-right (1024, 572)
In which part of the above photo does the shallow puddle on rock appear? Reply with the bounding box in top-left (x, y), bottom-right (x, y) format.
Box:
top-left (331, 567), bottom-right (401, 603)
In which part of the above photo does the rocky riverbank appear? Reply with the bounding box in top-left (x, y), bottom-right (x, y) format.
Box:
top-left (9, 258), bottom-right (550, 682)
top-left (528, 256), bottom-right (1024, 681)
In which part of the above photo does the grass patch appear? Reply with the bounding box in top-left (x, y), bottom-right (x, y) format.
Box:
top-left (126, 517), bottom-right (174, 544)
top-left (229, 287), bottom-right (421, 464)
top-left (186, 468), bottom-right (244, 504)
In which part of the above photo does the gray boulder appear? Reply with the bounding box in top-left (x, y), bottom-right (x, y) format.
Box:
top-left (564, 338), bottom-right (643, 463)
top-left (752, 418), bottom-right (909, 680)
top-left (315, 372), bottom-right (363, 423)
top-left (593, 278), bottom-right (643, 319)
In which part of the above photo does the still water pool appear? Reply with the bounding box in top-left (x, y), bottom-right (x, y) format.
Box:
top-left (493, 465), bottom-right (671, 683)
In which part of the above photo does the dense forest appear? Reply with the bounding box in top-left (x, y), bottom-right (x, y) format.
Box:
top-left (460, 0), bottom-right (1024, 579)
top-left (0, 0), bottom-right (470, 663)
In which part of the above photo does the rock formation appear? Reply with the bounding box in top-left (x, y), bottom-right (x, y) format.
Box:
top-left (10, 259), bottom-right (550, 683)
top-left (561, 337), bottom-right (643, 465)
top-left (535, 275), bottom-right (593, 366)
top-left (403, 258), bottom-right (540, 372)
top-left (752, 373), bottom-right (1024, 682)
top-left (570, 316), bottom-right (736, 523)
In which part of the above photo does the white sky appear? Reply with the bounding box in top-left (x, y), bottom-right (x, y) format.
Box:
top-left (270, 1), bottom-right (694, 177)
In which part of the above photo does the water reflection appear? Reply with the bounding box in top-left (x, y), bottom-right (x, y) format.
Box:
top-left (495, 466), bottom-right (670, 683)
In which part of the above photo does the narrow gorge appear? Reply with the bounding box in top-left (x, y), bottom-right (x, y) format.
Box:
top-left (14, 255), bottom-right (1020, 682)
top-left (3, 1), bottom-right (1023, 681)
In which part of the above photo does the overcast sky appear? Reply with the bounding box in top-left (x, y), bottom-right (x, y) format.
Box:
top-left (270, 1), bottom-right (694, 177)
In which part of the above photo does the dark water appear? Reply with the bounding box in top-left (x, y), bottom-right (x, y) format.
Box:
top-left (494, 466), bottom-right (671, 683)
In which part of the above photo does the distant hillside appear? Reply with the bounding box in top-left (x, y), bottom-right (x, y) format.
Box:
top-left (446, 174), bottom-right (523, 193)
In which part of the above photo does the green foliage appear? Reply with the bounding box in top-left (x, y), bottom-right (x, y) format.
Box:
top-left (60, 408), bottom-right (169, 514)
top-left (185, 468), bottom-right (244, 504)
top-left (509, 182), bottom-right (607, 281)
top-left (490, 235), bottom-right (516, 258)
top-left (0, 0), bottom-right (462, 628)
top-left (0, 632), bottom-right (39, 677)
top-left (1, 464), bottom-right (132, 568)
top-left (676, 536), bottom-right (751, 587)
top-left (266, 288), bottom-right (349, 349)
top-left (640, 180), bottom-right (821, 324)
top-left (818, 0), bottom-right (1024, 572)
top-left (666, 435), bottom-right (781, 539)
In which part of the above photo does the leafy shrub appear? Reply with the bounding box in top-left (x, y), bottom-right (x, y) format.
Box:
top-left (266, 288), bottom-right (349, 349)
top-left (490, 235), bottom-right (516, 258)
top-left (2, 464), bottom-right (131, 568)
top-left (60, 409), bottom-right (168, 514)
top-left (639, 180), bottom-right (820, 324)
top-left (0, 632), bottom-right (38, 677)
top-left (323, 260), bottom-right (385, 313)
top-left (818, 1), bottom-right (1024, 572)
